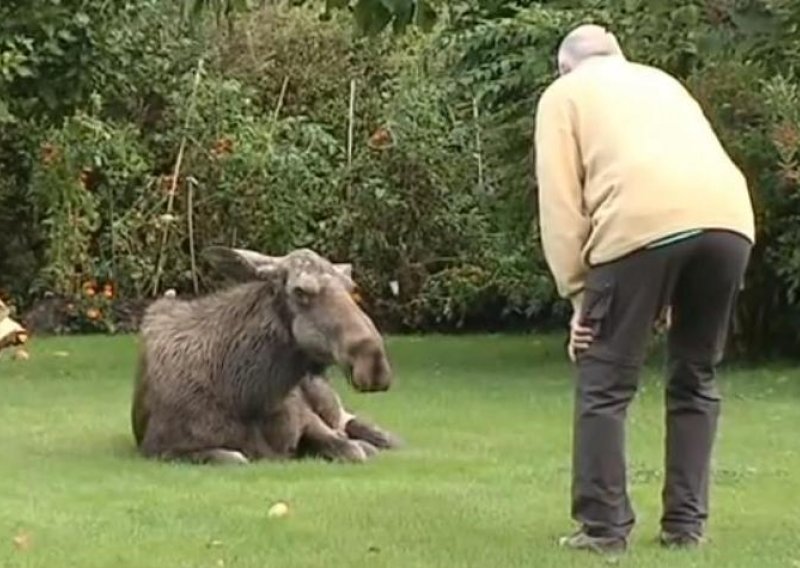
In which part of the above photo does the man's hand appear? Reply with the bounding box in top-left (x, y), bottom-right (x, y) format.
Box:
top-left (568, 311), bottom-right (594, 362)
top-left (654, 305), bottom-right (672, 334)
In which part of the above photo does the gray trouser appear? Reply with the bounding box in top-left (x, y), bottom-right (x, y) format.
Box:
top-left (572, 229), bottom-right (751, 539)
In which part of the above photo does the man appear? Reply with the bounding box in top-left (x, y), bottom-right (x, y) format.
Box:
top-left (533, 24), bottom-right (755, 554)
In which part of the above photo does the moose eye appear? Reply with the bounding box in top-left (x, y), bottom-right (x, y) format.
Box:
top-left (292, 286), bottom-right (315, 304)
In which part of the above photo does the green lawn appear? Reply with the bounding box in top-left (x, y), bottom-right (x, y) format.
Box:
top-left (0, 334), bottom-right (798, 567)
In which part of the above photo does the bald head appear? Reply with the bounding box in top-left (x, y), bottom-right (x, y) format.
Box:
top-left (557, 24), bottom-right (624, 76)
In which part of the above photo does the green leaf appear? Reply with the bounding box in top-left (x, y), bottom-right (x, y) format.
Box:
top-left (623, 0), bottom-right (641, 12)
top-left (74, 12), bottom-right (91, 26)
top-left (326, 0), bottom-right (349, 10)
top-left (353, 0), bottom-right (393, 35)
top-left (57, 29), bottom-right (77, 42)
top-left (730, 6), bottom-right (779, 36)
top-left (15, 65), bottom-right (34, 78)
top-left (182, 0), bottom-right (208, 22)
top-left (0, 100), bottom-right (15, 124)
top-left (415, 0), bottom-right (437, 32)
top-left (386, 0), bottom-right (414, 34)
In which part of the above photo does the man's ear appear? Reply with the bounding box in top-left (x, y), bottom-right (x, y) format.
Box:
top-left (202, 246), bottom-right (285, 284)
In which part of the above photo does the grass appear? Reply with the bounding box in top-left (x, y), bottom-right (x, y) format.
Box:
top-left (0, 333), bottom-right (798, 568)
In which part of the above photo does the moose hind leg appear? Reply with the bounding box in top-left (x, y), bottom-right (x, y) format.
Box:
top-left (179, 448), bottom-right (250, 465)
top-left (142, 445), bottom-right (250, 465)
top-left (138, 412), bottom-right (254, 465)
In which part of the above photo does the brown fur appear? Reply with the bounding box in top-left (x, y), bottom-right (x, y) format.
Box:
top-left (131, 247), bottom-right (393, 465)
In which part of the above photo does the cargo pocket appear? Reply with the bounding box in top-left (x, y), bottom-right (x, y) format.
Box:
top-left (580, 279), bottom-right (614, 340)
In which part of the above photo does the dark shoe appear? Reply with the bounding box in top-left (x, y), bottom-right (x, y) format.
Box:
top-left (659, 530), bottom-right (705, 549)
top-left (558, 529), bottom-right (627, 555)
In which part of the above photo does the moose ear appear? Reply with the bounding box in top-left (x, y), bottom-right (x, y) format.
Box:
top-left (202, 246), bottom-right (285, 283)
top-left (333, 263), bottom-right (352, 279)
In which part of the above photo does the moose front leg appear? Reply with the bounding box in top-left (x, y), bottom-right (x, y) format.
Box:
top-left (298, 406), bottom-right (373, 463)
top-left (259, 387), bottom-right (367, 463)
top-left (344, 417), bottom-right (403, 450)
top-left (299, 373), bottom-right (403, 451)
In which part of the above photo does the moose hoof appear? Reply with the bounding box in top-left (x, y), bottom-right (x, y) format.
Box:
top-left (355, 440), bottom-right (380, 459)
top-left (345, 419), bottom-right (403, 450)
top-left (333, 440), bottom-right (368, 464)
top-left (375, 431), bottom-right (404, 450)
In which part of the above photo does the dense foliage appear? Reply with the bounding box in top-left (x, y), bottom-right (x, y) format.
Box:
top-left (1, 0), bottom-right (799, 358)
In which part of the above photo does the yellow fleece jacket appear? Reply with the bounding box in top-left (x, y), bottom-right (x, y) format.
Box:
top-left (534, 55), bottom-right (755, 312)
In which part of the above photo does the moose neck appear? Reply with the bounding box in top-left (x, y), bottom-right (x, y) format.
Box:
top-left (217, 281), bottom-right (322, 417)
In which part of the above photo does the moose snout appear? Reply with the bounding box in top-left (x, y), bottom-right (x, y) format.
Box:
top-left (344, 338), bottom-right (392, 393)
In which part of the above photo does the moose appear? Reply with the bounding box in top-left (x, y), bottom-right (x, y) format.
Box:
top-left (131, 246), bottom-right (401, 465)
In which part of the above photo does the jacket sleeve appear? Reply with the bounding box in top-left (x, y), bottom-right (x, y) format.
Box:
top-left (534, 87), bottom-right (590, 312)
